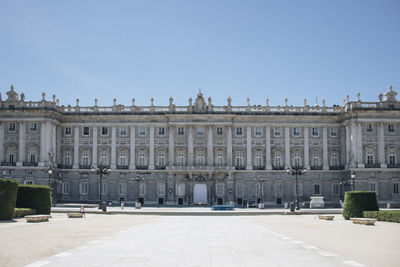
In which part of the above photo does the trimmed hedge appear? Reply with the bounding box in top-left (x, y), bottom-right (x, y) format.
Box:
top-left (343, 191), bottom-right (379, 220)
top-left (0, 179), bottom-right (19, 220)
top-left (16, 185), bottom-right (51, 214)
top-left (364, 210), bottom-right (400, 223)
top-left (14, 208), bottom-right (36, 218)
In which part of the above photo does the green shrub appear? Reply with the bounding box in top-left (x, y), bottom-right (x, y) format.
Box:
top-left (0, 179), bottom-right (19, 220)
top-left (16, 185), bottom-right (51, 214)
top-left (13, 208), bottom-right (36, 218)
top-left (342, 191), bottom-right (379, 220)
top-left (364, 210), bottom-right (400, 223)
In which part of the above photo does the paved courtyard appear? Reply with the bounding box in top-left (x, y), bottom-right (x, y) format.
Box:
top-left (0, 213), bottom-right (399, 267)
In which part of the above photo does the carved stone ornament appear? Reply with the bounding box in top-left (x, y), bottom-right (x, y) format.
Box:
top-left (6, 84), bottom-right (18, 102)
top-left (194, 92), bottom-right (206, 112)
top-left (384, 85), bottom-right (398, 102)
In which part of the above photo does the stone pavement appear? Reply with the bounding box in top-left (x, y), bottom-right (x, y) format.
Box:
top-left (1, 212), bottom-right (399, 267)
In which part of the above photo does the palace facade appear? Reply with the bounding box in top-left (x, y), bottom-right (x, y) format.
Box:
top-left (1, 85), bottom-right (399, 207)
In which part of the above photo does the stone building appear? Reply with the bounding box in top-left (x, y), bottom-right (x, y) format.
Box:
top-left (0, 85), bottom-right (399, 207)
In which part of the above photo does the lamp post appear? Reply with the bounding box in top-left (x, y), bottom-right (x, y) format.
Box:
top-left (350, 171), bottom-right (356, 191)
top-left (253, 175), bottom-right (267, 203)
top-left (91, 164), bottom-right (111, 209)
top-left (131, 174), bottom-right (144, 203)
top-left (286, 166), bottom-right (307, 210)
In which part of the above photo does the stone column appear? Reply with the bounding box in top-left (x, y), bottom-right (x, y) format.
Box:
top-left (73, 126), bottom-right (79, 169)
top-left (92, 127), bottom-right (98, 168)
top-left (149, 126), bottom-right (155, 170)
top-left (246, 126), bottom-right (252, 170)
top-left (0, 123), bottom-right (4, 162)
top-left (322, 126), bottom-right (329, 170)
top-left (56, 126), bottom-right (62, 165)
top-left (227, 126), bottom-right (233, 166)
top-left (350, 122), bottom-right (357, 167)
top-left (39, 122), bottom-right (49, 167)
top-left (111, 127), bottom-right (116, 169)
top-left (378, 122), bottom-right (386, 168)
top-left (265, 126), bottom-right (272, 170)
top-left (304, 126), bottom-right (310, 169)
top-left (129, 126), bottom-right (136, 169)
top-left (51, 124), bottom-right (56, 164)
top-left (340, 127), bottom-right (346, 167)
top-left (169, 126), bottom-right (174, 166)
top-left (207, 126), bottom-right (213, 166)
top-left (357, 123), bottom-right (364, 168)
top-left (188, 126), bottom-right (194, 166)
top-left (17, 122), bottom-right (25, 165)
top-left (345, 125), bottom-right (350, 167)
top-left (285, 126), bottom-right (290, 169)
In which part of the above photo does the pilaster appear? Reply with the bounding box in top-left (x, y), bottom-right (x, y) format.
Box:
top-left (111, 127), bottom-right (117, 169)
top-left (0, 123), bottom-right (5, 162)
top-left (227, 126), bottom-right (233, 166)
top-left (246, 126), bottom-right (252, 170)
top-left (357, 123), bottom-right (364, 168)
top-left (129, 126), bottom-right (136, 169)
top-left (265, 126), bottom-right (272, 170)
top-left (39, 122), bottom-right (49, 167)
top-left (345, 125), bottom-right (350, 168)
top-left (169, 126), bottom-right (174, 166)
top-left (304, 126), bottom-right (309, 169)
top-left (350, 122), bottom-right (357, 167)
top-left (322, 126), bottom-right (329, 170)
top-left (17, 122), bottom-right (25, 165)
top-left (73, 126), bottom-right (79, 169)
top-left (92, 127), bottom-right (98, 168)
top-left (149, 126), bottom-right (155, 170)
top-left (188, 126), bottom-right (194, 165)
top-left (207, 126), bottom-right (213, 166)
top-left (378, 122), bottom-right (387, 168)
top-left (284, 126), bottom-right (290, 169)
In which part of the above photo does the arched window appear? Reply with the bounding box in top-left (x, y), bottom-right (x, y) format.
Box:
top-left (255, 153), bottom-right (263, 167)
top-left (81, 152), bottom-right (89, 166)
top-left (366, 151), bottom-right (374, 165)
top-left (157, 153), bottom-right (165, 167)
top-left (389, 152), bottom-right (396, 165)
top-left (100, 152), bottom-right (109, 166)
top-left (177, 153), bottom-right (185, 166)
top-left (235, 154), bottom-right (244, 167)
top-left (216, 153), bottom-right (224, 166)
top-left (330, 153), bottom-right (338, 167)
top-left (119, 152), bottom-right (127, 166)
top-left (293, 153), bottom-right (301, 167)
top-left (274, 153), bottom-right (282, 167)
top-left (64, 152), bottom-right (71, 165)
top-left (312, 153), bottom-right (320, 167)
top-left (196, 153), bottom-right (205, 166)
top-left (138, 153), bottom-right (147, 167)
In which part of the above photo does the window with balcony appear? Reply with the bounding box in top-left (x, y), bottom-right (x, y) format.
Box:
top-left (216, 153), bottom-right (224, 166)
top-left (64, 152), bottom-right (71, 166)
top-left (330, 153), bottom-right (339, 167)
top-left (177, 153), bottom-right (185, 166)
top-left (312, 153), bottom-right (320, 167)
top-left (389, 152), bottom-right (396, 165)
top-left (366, 151), bottom-right (374, 165)
top-left (81, 152), bottom-right (89, 166)
top-left (29, 153), bottom-right (36, 164)
top-left (157, 153), bottom-right (165, 167)
top-left (274, 153), bottom-right (282, 168)
top-left (100, 153), bottom-right (109, 166)
top-left (235, 154), bottom-right (244, 168)
top-left (196, 153), bottom-right (205, 165)
top-left (255, 153), bottom-right (263, 167)
top-left (119, 153), bottom-right (127, 166)
top-left (138, 153), bottom-right (147, 167)
top-left (369, 183), bottom-right (376, 192)
top-left (293, 153), bottom-right (301, 167)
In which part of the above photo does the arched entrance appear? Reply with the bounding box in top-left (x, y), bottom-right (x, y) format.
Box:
top-left (193, 184), bottom-right (207, 204)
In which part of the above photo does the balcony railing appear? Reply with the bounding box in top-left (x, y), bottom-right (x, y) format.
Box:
top-left (253, 166), bottom-right (266, 170)
top-left (136, 165), bottom-right (148, 170)
top-left (365, 163), bottom-right (380, 168)
top-left (155, 165), bottom-right (166, 170)
top-left (235, 166), bottom-right (246, 170)
top-left (272, 166), bottom-right (284, 170)
top-left (23, 162), bottom-right (38, 166)
top-left (57, 164), bottom-right (73, 169)
top-left (116, 165), bottom-right (129, 169)
top-left (387, 164), bottom-right (400, 168)
top-left (1, 162), bottom-right (16, 166)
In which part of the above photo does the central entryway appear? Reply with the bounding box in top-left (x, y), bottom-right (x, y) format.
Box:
top-left (193, 184), bottom-right (207, 204)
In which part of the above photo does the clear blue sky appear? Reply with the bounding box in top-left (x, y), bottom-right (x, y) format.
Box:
top-left (0, 0), bottom-right (399, 107)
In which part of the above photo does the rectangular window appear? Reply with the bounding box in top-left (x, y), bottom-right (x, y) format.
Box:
top-left (314, 184), bottom-right (320, 195)
top-left (293, 127), bottom-right (300, 136)
top-left (255, 127), bottom-right (262, 136)
top-left (393, 183), bottom-right (399, 194)
top-left (178, 127), bottom-right (184, 135)
top-left (119, 183), bottom-right (126, 195)
top-left (236, 184), bottom-right (243, 195)
top-left (9, 123), bottom-right (15, 131)
top-left (312, 128), bottom-right (319, 136)
top-left (366, 124), bottom-right (373, 132)
top-left (24, 180), bottom-right (33, 185)
top-left (197, 127), bottom-right (204, 136)
top-left (330, 128), bottom-right (337, 137)
top-left (139, 127), bottom-right (146, 136)
top-left (65, 127), bottom-right (71, 135)
top-left (274, 127), bottom-right (281, 136)
top-left (80, 183), bottom-right (88, 195)
top-left (217, 127), bottom-right (223, 135)
top-left (101, 127), bottom-right (108, 135)
top-left (30, 123), bottom-right (37, 131)
top-left (176, 183), bottom-right (185, 197)
top-left (236, 127), bottom-right (242, 136)
top-left (62, 183), bottom-right (69, 194)
top-left (388, 124), bottom-right (395, 132)
top-left (157, 183), bottom-right (165, 195)
top-left (139, 183), bottom-right (146, 195)
top-left (83, 127), bottom-right (90, 136)
top-left (333, 184), bottom-right (340, 195)
top-left (369, 183), bottom-right (376, 192)
top-left (120, 127), bottom-right (127, 136)
top-left (216, 184), bottom-right (224, 196)
top-left (158, 127), bottom-right (165, 135)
